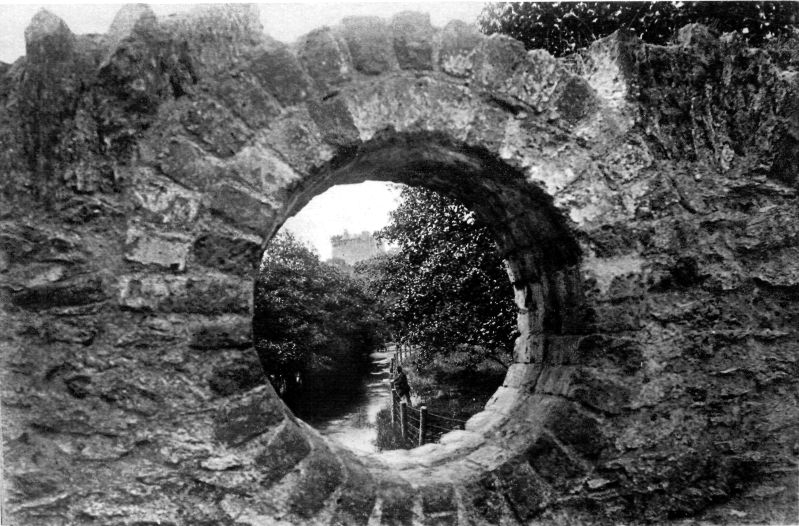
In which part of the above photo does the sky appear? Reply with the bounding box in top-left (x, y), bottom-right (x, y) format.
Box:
top-left (0, 1), bottom-right (484, 259)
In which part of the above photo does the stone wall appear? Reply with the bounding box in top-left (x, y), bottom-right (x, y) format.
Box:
top-left (1, 5), bottom-right (797, 525)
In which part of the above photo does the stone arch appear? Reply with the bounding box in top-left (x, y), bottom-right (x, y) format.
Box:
top-left (2, 5), bottom-right (798, 525)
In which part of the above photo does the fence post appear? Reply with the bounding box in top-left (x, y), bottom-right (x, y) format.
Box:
top-left (418, 405), bottom-right (427, 446)
top-left (390, 356), bottom-right (395, 375)
top-left (390, 389), bottom-right (396, 425)
top-left (400, 400), bottom-right (407, 441)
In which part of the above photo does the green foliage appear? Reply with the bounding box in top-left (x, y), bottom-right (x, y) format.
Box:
top-left (253, 232), bottom-right (386, 402)
top-left (358, 187), bottom-right (517, 368)
top-left (479, 2), bottom-right (799, 56)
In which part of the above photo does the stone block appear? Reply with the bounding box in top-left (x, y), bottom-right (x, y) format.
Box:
top-left (24, 10), bottom-right (75, 64)
top-left (124, 226), bottom-right (191, 272)
top-left (255, 421), bottom-right (311, 484)
top-left (494, 461), bottom-right (550, 520)
top-left (249, 43), bottom-right (316, 105)
top-left (298, 27), bottom-right (352, 92)
top-left (503, 363), bottom-right (542, 389)
top-left (544, 335), bottom-right (584, 365)
top-left (340, 16), bottom-right (397, 75)
top-left (133, 174), bottom-right (202, 226)
top-left (12, 274), bottom-right (107, 310)
top-left (463, 473), bottom-right (503, 525)
top-left (439, 20), bottom-right (482, 77)
top-left (107, 4), bottom-right (156, 48)
top-left (497, 49), bottom-right (563, 113)
top-left (117, 273), bottom-right (251, 314)
top-left (258, 107), bottom-right (336, 173)
top-left (555, 76), bottom-right (597, 123)
top-left (330, 460), bottom-right (376, 525)
top-left (209, 183), bottom-right (276, 234)
top-left (544, 402), bottom-right (607, 460)
top-left (213, 74), bottom-right (283, 129)
top-left (208, 354), bottom-right (265, 396)
top-left (190, 315), bottom-right (252, 350)
top-left (43, 318), bottom-right (97, 345)
top-left (525, 433), bottom-right (586, 489)
top-left (224, 143), bottom-right (302, 197)
top-left (288, 449), bottom-right (344, 518)
top-left (422, 483), bottom-right (457, 515)
top-left (378, 481), bottom-right (415, 526)
top-left (157, 136), bottom-right (222, 191)
top-left (215, 386), bottom-right (285, 446)
top-left (391, 11), bottom-right (434, 70)
top-left (513, 333), bottom-right (544, 363)
top-left (593, 301), bottom-right (644, 332)
top-left (471, 34), bottom-right (526, 90)
top-left (534, 366), bottom-right (576, 397)
top-left (307, 97), bottom-right (360, 147)
top-left (178, 97), bottom-right (253, 158)
top-left (192, 233), bottom-right (261, 274)
top-left (567, 367), bottom-right (631, 415)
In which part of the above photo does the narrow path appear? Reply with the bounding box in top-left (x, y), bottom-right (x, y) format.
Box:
top-left (311, 348), bottom-right (393, 455)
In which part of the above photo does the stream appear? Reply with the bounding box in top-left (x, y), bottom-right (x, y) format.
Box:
top-left (300, 348), bottom-right (394, 455)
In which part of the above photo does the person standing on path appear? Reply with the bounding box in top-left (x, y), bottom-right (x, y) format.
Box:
top-left (392, 366), bottom-right (412, 407)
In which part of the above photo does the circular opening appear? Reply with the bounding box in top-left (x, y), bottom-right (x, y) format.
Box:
top-left (252, 131), bottom-right (586, 477)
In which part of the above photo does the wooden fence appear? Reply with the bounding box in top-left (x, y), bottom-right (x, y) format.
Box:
top-left (386, 344), bottom-right (466, 447)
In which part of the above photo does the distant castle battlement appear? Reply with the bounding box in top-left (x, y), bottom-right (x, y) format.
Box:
top-left (329, 230), bottom-right (384, 266)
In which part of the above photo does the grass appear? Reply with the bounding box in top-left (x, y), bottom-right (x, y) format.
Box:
top-left (404, 348), bottom-right (508, 423)
top-left (375, 347), bottom-right (509, 451)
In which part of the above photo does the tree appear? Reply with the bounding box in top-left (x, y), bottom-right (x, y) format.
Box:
top-left (253, 233), bottom-right (386, 404)
top-left (479, 2), bottom-right (799, 57)
top-left (358, 187), bottom-right (517, 369)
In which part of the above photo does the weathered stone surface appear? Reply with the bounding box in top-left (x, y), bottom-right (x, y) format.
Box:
top-left (208, 183), bottom-right (276, 234)
top-left (297, 27), bottom-right (352, 92)
top-left (471, 34), bottom-right (526, 90)
top-left (2, 10), bottom-right (798, 526)
top-left (124, 226), bottom-right (192, 272)
top-left (192, 233), bottom-right (261, 274)
top-left (107, 4), bottom-right (157, 48)
top-left (494, 461), bottom-right (549, 520)
top-left (439, 20), bottom-right (482, 77)
top-left (12, 274), bottom-right (107, 309)
top-left (255, 422), bottom-right (311, 484)
top-left (189, 315), bottom-right (252, 350)
top-left (249, 42), bottom-right (316, 105)
top-left (378, 482), bottom-right (415, 526)
top-left (525, 433), bottom-right (587, 489)
top-left (214, 386), bottom-right (284, 446)
top-left (117, 273), bottom-right (251, 314)
top-left (24, 10), bottom-right (75, 64)
top-left (288, 448), bottom-right (344, 517)
top-left (340, 17), bottom-right (397, 75)
top-left (308, 96), bottom-right (361, 147)
top-left (544, 401), bottom-right (608, 460)
top-left (391, 12), bottom-right (434, 70)
top-left (208, 352), bottom-right (265, 396)
top-left (132, 174), bottom-right (202, 226)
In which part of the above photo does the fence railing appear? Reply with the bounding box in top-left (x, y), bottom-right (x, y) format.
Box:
top-left (386, 344), bottom-right (466, 447)
top-left (389, 389), bottom-right (466, 447)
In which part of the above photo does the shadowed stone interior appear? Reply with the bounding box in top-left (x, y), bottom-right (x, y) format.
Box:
top-left (1, 5), bottom-right (797, 525)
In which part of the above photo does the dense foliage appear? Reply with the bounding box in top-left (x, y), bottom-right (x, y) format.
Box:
top-left (253, 233), bottom-right (386, 404)
top-left (479, 2), bottom-right (799, 56)
top-left (358, 187), bottom-right (517, 368)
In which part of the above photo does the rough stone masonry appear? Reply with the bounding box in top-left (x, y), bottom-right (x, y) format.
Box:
top-left (1, 4), bottom-right (798, 525)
